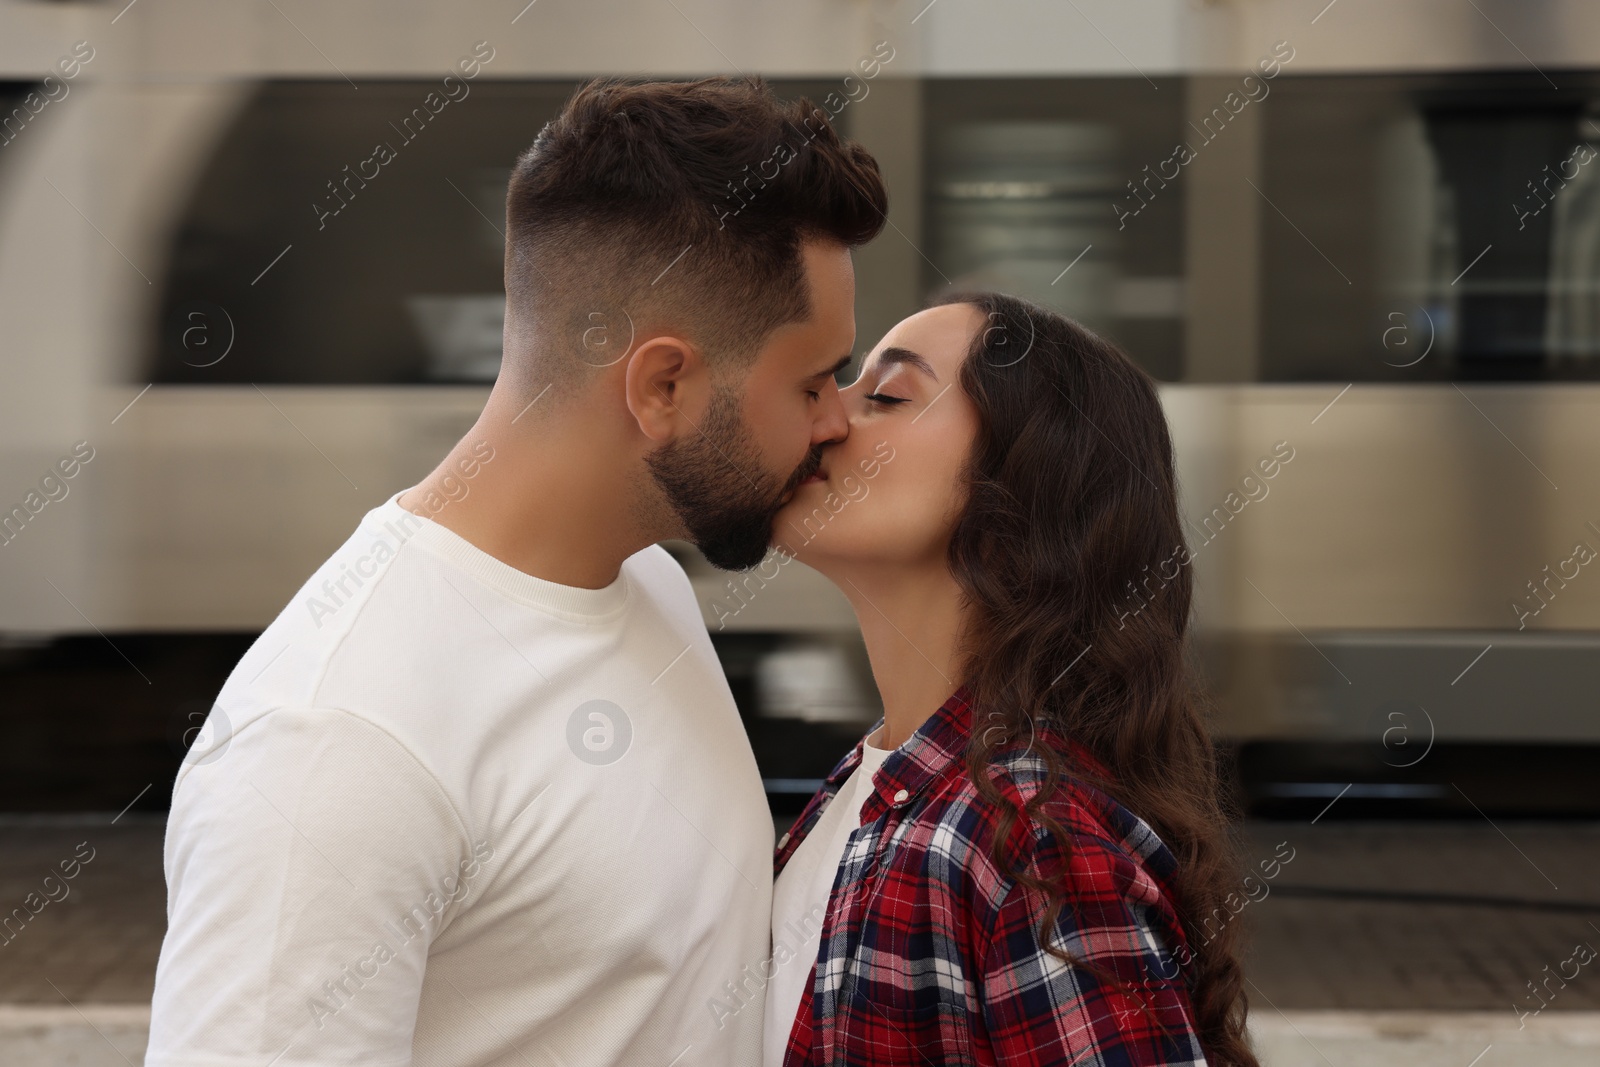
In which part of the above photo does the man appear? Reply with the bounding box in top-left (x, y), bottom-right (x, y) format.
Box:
top-left (146, 75), bottom-right (885, 1067)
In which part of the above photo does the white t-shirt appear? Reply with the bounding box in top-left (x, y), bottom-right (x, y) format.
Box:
top-left (147, 493), bottom-right (774, 1067)
top-left (762, 732), bottom-right (894, 1066)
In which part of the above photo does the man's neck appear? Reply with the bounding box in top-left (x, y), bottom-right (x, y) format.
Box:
top-left (397, 394), bottom-right (657, 590)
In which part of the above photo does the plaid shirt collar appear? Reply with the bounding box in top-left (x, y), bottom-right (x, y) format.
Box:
top-left (776, 684), bottom-right (1112, 872)
top-left (856, 684), bottom-right (974, 810)
top-left (777, 684), bottom-right (968, 869)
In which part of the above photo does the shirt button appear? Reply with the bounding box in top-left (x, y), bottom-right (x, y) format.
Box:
top-left (893, 789), bottom-right (909, 803)
top-left (777, 832), bottom-right (791, 848)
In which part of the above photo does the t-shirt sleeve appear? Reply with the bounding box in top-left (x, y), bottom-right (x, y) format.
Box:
top-left (146, 705), bottom-right (475, 1067)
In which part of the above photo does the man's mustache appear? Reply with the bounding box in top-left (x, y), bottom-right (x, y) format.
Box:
top-left (778, 448), bottom-right (825, 497)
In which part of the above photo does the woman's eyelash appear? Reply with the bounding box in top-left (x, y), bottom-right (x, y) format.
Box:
top-left (865, 392), bottom-right (910, 406)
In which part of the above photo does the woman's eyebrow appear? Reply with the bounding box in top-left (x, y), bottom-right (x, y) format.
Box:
top-left (873, 346), bottom-right (937, 381)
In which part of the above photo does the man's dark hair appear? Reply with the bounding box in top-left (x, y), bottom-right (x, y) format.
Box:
top-left (503, 76), bottom-right (887, 396)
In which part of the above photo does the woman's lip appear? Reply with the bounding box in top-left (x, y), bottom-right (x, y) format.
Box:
top-left (801, 471), bottom-right (826, 485)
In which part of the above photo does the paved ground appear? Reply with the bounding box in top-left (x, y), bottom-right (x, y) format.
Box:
top-left (0, 815), bottom-right (167, 1008)
top-left (2, 817), bottom-right (1598, 1063)
top-left (1249, 1011), bottom-right (1600, 1066)
top-left (1237, 821), bottom-right (1600, 1013)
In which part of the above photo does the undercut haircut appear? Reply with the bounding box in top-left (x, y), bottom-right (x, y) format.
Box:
top-left (502, 76), bottom-right (888, 398)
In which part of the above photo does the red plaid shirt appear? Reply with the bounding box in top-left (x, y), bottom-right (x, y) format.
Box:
top-left (773, 686), bottom-right (1207, 1066)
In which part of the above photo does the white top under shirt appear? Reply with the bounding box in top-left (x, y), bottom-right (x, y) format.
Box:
top-left (147, 492), bottom-right (773, 1067)
top-left (762, 731), bottom-right (894, 1066)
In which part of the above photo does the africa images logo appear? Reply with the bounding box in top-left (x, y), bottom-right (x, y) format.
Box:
top-left (566, 699), bottom-right (631, 766)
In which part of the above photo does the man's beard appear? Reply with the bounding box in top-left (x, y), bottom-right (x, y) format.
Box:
top-left (645, 386), bottom-right (820, 571)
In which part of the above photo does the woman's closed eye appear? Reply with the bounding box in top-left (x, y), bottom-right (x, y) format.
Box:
top-left (865, 392), bottom-right (910, 406)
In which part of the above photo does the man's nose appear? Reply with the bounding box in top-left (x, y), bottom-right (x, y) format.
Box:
top-left (813, 388), bottom-right (849, 446)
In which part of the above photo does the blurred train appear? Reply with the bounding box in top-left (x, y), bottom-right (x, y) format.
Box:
top-left (2, 0), bottom-right (1598, 815)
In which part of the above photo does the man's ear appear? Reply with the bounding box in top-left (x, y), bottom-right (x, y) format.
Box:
top-left (623, 335), bottom-right (708, 443)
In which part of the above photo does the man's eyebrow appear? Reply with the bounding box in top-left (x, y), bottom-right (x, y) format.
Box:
top-left (807, 354), bottom-right (855, 381)
top-left (873, 346), bottom-right (937, 381)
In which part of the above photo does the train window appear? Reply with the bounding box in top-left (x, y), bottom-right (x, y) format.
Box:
top-left (148, 73), bottom-right (1600, 385)
top-left (1260, 70), bottom-right (1600, 382)
top-left (146, 79), bottom-right (850, 385)
top-left (0, 80), bottom-right (40, 162)
top-left (922, 78), bottom-right (1187, 382)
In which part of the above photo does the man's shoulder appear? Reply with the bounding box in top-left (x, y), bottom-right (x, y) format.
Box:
top-left (622, 543), bottom-right (702, 616)
top-left (169, 700), bottom-right (464, 827)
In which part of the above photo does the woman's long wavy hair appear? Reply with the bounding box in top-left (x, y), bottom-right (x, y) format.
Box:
top-left (937, 291), bottom-right (1256, 1067)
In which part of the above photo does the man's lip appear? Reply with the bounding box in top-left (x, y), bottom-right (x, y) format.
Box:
top-left (783, 465), bottom-right (826, 503)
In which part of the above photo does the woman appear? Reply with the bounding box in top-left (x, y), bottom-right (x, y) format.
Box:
top-left (762, 292), bottom-right (1257, 1066)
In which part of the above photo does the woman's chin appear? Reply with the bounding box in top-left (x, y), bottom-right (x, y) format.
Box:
top-left (774, 496), bottom-right (874, 572)
top-left (772, 486), bottom-right (836, 561)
